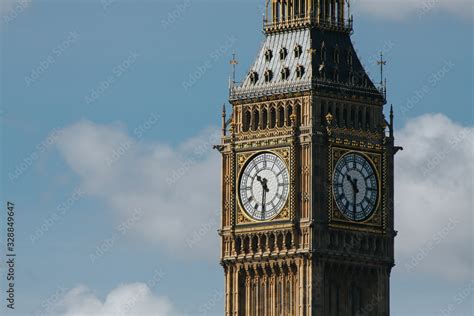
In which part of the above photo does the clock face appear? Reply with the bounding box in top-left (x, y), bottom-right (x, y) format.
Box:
top-left (239, 152), bottom-right (289, 221)
top-left (333, 153), bottom-right (378, 222)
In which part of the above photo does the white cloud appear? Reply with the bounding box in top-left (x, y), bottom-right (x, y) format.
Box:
top-left (56, 283), bottom-right (177, 316)
top-left (356, 0), bottom-right (473, 21)
top-left (395, 113), bottom-right (473, 281)
top-left (0, 0), bottom-right (31, 22)
top-left (56, 120), bottom-right (221, 259)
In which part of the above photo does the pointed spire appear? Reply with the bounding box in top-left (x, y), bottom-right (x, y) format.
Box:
top-left (222, 103), bottom-right (227, 136)
top-left (389, 104), bottom-right (394, 139)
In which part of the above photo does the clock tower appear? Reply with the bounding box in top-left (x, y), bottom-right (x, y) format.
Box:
top-left (218, 1), bottom-right (399, 314)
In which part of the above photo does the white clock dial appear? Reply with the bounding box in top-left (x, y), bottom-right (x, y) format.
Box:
top-left (239, 152), bottom-right (289, 221)
top-left (333, 152), bottom-right (378, 222)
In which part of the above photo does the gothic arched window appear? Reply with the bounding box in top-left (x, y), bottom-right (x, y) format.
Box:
top-left (261, 107), bottom-right (268, 129)
top-left (296, 65), bottom-right (305, 78)
top-left (294, 44), bottom-right (302, 58)
top-left (366, 110), bottom-right (371, 129)
top-left (350, 107), bottom-right (355, 127)
top-left (270, 107), bottom-right (276, 128)
top-left (264, 69), bottom-right (273, 82)
top-left (286, 105), bottom-right (293, 126)
top-left (348, 50), bottom-right (353, 65)
top-left (281, 67), bottom-right (290, 80)
top-left (252, 109), bottom-right (259, 131)
top-left (265, 49), bottom-right (273, 62)
top-left (278, 106), bottom-right (285, 127)
top-left (249, 71), bottom-right (259, 84)
top-left (279, 47), bottom-right (288, 60)
top-left (296, 103), bottom-right (302, 126)
top-left (243, 109), bottom-right (251, 132)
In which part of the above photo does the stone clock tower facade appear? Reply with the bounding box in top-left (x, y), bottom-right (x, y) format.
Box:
top-left (218, 1), bottom-right (399, 314)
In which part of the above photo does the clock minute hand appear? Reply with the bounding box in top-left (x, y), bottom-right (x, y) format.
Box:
top-left (347, 175), bottom-right (359, 219)
top-left (257, 175), bottom-right (269, 192)
top-left (352, 185), bottom-right (357, 218)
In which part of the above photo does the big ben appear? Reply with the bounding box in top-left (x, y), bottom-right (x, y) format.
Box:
top-left (218, 0), bottom-right (399, 314)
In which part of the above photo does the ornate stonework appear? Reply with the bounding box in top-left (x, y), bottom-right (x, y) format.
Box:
top-left (218, 1), bottom-right (398, 315)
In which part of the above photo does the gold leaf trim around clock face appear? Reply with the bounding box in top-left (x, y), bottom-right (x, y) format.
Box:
top-left (328, 147), bottom-right (384, 233)
top-left (273, 207), bottom-right (289, 221)
top-left (235, 147), bottom-right (292, 225)
top-left (237, 213), bottom-right (252, 224)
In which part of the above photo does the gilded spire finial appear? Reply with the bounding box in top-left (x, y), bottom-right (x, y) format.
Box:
top-left (230, 51), bottom-right (239, 84)
top-left (325, 112), bottom-right (334, 135)
top-left (325, 112), bottom-right (333, 124)
top-left (290, 113), bottom-right (297, 127)
top-left (377, 52), bottom-right (387, 88)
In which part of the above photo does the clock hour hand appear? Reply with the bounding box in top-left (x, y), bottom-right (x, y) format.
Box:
top-left (346, 175), bottom-right (359, 193)
top-left (346, 175), bottom-right (359, 218)
top-left (261, 189), bottom-right (266, 219)
top-left (346, 174), bottom-right (354, 186)
top-left (257, 175), bottom-right (269, 192)
top-left (352, 185), bottom-right (357, 218)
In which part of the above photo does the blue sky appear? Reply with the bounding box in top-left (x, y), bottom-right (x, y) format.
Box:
top-left (0, 0), bottom-right (473, 315)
